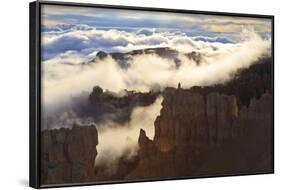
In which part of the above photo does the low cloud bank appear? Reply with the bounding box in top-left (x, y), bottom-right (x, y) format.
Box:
top-left (42, 27), bottom-right (271, 112)
top-left (95, 96), bottom-right (162, 169)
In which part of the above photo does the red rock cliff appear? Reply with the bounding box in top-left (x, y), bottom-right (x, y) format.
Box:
top-left (127, 89), bottom-right (272, 179)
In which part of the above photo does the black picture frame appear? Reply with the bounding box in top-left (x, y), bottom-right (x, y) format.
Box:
top-left (30, 1), bottom-right (274, 188)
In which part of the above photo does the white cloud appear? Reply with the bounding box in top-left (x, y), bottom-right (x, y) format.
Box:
top-left (42, 26), bottom-right (270, 112)
top-left (95, 96), bottom-right (163, 168)
top-left (42, 25), bottom-right (202, 60)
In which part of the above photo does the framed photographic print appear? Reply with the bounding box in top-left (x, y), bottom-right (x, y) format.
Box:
top-left (29, 1), bottom-right (274, 188)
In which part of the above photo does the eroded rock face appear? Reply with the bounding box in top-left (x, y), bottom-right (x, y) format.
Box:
top-left (41, 124), bottom-right (98, 184)
top-left (154, 90), bottom-right (207, 152)
top-left (154, 89), bottom-right (242, 151)
top-left (206, 93), bottom-right (239, 145)
top-left (128, 89), bottom-right (272, 179)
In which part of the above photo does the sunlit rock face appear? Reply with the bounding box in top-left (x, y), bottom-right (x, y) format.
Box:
top-left (154, 88), bottom-right (272, 150)
top-left (154, 90), bottom-right (207, 152)
top-left (154, 90), bottom-right (241, 152)
top-left (128, 89), bottom-right (272, 179)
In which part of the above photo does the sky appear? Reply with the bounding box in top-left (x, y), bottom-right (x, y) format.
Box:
top-left (42, 4), bottom-right (271, 39)
top-left (41, 4), bottom-right (271, 60)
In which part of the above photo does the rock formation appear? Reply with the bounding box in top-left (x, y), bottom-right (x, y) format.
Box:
top-left (128, 89), bottom-right (272, 179)
top-left (85, 86), bottom-right (159, 123)
top-left (41, 123), bottom-right (98, 184)
top-left (91, 47), bottom-right (203, 67)
top-left (188, 56), bottom-right (272, 108)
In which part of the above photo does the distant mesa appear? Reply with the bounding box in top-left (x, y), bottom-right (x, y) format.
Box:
top-left (90, 47), bottom-right (203, 66)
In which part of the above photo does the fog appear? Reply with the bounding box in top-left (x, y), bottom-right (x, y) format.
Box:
top-left (42, 28), bottom-right (270, 112)
top-left (95, 96), bottom-right (163, 168)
